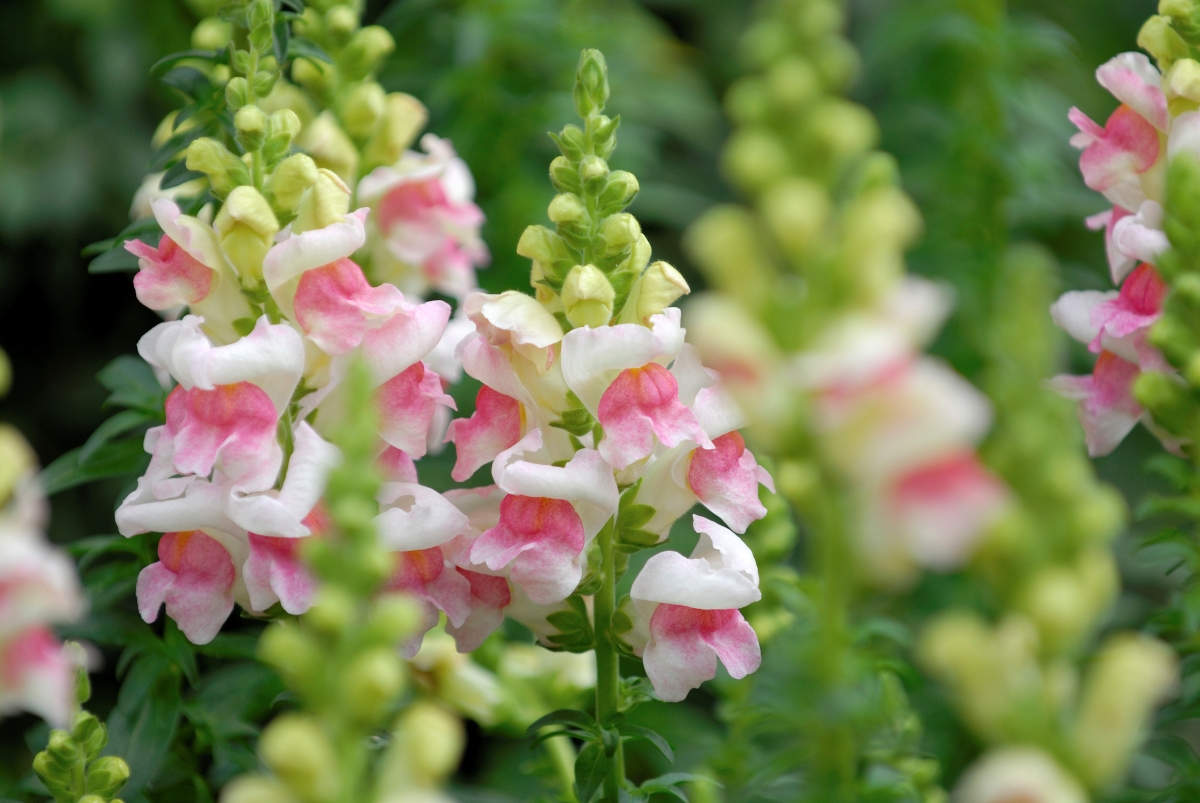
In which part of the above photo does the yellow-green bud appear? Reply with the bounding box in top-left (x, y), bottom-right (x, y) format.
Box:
top-left (516, 225), bottom-right (563, 265)
top-left (797, 0), bottom-right (844, 37)
top-left (722, 128), bottom-right (790, 194)
top-left (548, 193), bottom-right (587, 225)
top-left (362, 92), bottom-right (428, 170)
top-left (1072, 633), bottom-right (1178, 790)
top-left (293, 169), bottom-right (351, 233)
top-left (235, 105), bottom-right (268, 151)
top-left (85, 756), bottom-right (130, 799)
top-left (71, 710), bottom-right (106, 759)
top-left (725, 78), bottom-right (772, 126)
top-left (389, 702), bottom-right (465, 787)
top-left (599, 212), bottom-right (641, 250)
top-left (767, 57), bottom-right (820, 109)
top-left (260, 80), bottom-right (317, 127)
top-left (598, 170), bottom-right (639, 214)
top-left (562, 265), bottom-right (616, 328)
top-left (342, 82), bottom-right (386, 140)
top-left (192, 17), bottom-right (232, 50)
top-left (1167, 58), bottom-right (1200, 101)
top-left (635, 261), bottom-right (689, 324)
top-left (1017, 553), bottom-right (1116, 653)
top-left (1140, 16), bottom-right (1190, 69)
top-left (760, 178), bottom-right (830, 255)
top-left (292, 57), bottom-right (333, 97)
top-left (220, 774), bottom-right (297, 803)
top-left (1133, 370), bottom-right (1199, 433)
top-left (296, 112), bottom-right (359, 184)
top-left (574, 48), bottom-right (610, 118)
top-left (215, 187), bottom-right (279, 283)
top-left (0, 427), bottom-right (34, 503)
top-left (809, 99), bottom-right (878, 162)
top-left (342, 648), bottom-right (405, 722)
top-left (259, 715), bottom-right (339, 803)
top-left (226, 76), bottom-right (249, 110)
top-left (367, 594), bottom-right (422, 642)
top-left (340, 25), bottom-right (395, 81)
top-left (325, 5), bottom-right (358, 42)
top-left (1161, 0), bottom-right (1196, 17)
top-left (305, 585), bottom-right (357, 634)
top-left (264, 154), bottom-right (318, 217)
top-left (268, 109), bottom-right (302, 143)
top-left (186, 138), bottom-right (250, 198)
top-left (580, 155), bottom-right (609, 182)
top-left (683, 205), bottom-right (774, 311)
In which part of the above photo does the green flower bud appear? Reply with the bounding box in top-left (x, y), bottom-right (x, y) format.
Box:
top-left (342, 648), bottom-right (405, 723)
top-left (1167, 58), bottom-right (1200, 102)
top-left (722, 128), bottom-right (790, 194)
top-left (292, 57), bottom-right (333, 96)
top-left (767, 56), bottom-right (819, 109)
top-left (296, 112), bottom-right (359, 184)
top-left (740, 20), bottom-right (790, 68)
top-left (574, 48), bottom-right (610, 118)
top-left (1072, 633), bottom-right (1178, 790)
top-left (186, 138), bottom-right (251, 198)
top-left (260, 80), bottom-right (317, 127)
top-left (516, 225), bottom-right (567, 266)
top-left (580, 154), bottom-right (609, 183)
top-left (684, 205), bottom-right (774, 311)
top-left (340, 25), bottom-right (395, 82)
top-left (325, 5), bottom-right (359, 43)
top-left (215, 186), bottom-right (280, 284)
top-left (77, 796), bottom-right (106, 803)
top-left (808, 99), bottom-right (878, 162)
top-left (599, 212), bottom-right (641, 251)
top-left (367, 594), bottom-right (422, 642)
top-left (725, 77), bottom-right (772, 126)
top-left (221, 775), bottom-right (298, 803)
top-left (253, 70), bottom-right (279, 100)
top-left (1139, 16), bottom-right (1190, 69)
top-left (262, 109), bottom-right (302, 165)
top-left (549, 155), bottom-right (581, 193)
top-left (760, 177), bottom-right (830, 255)
top-left (305, 585), bottom-right (358, 634)
top-left (1133, 370), bottom-right (1199, 434)
top-left (342, 81), bottom-right (386, 140)
top-left (259, 715), bottom-right (339, 803)
top-left (226, 76), bottom-right (249, 110)
top-left (264, 153), bottom-right (319, 217)
top-left (1017, 552), bottom-right (1116, 653)
top-left (71, 710), bottom-right (106, 759)
top-left (293, 168), bottom-right (351, 233)
top-left (385, 702), bottom-right (465, 787)
top-left (634, 261), bottom-right (690, 325)
top-left (563, 265), bottom-right (616, 328)
top-left (85, 756), bottom-right (130, 799)
top-left (796, 0), bottom-right (844, 38)
top-left (0, 425), bottom-right (36, 505)
top-left (192, 17), bottom-right (232, 51)
top-left (813, 37), bottom-right (860, 89)
top-left (235, 105), bottom-right (268, 152)
top-left (362, 93), bottom-right (428, 171)
top-left (548, 193), bottom-right (587, 225)
top-left (45, 729), bottom-right (81, 765)
top-left (597, 170), bottom-right (639, 215)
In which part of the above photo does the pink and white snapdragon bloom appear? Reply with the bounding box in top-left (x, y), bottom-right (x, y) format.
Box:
top-left (430, 287), bottom-right (771, 699)
top-left (1052, 52), bottom-right (1200, 455)
top-left (359, 135), bottom-right (490, 300)
top-left (0, 468), bottom-right (85, 727)
top-left (117, 187), bottom-right (468, 646)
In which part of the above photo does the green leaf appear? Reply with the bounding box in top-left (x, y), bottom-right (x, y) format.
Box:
top-left (160, 159), bottom-right (206, 190)
top-left (618, 724), bottom-right (674, 762)
top-left (79, 409), bottom-right (154, 463)
top-left (99, 355), bottom-right (168, 413)
top-left (82, 216), bottom-right (162, 256)
top-left (272, 16), bottom-right (291, 66)
top-left (88, 245), bottom-right (146, 274)
top-left (619, 503), bottom-right (655, 530)
top-left (574, 741), bottom-right (614, 803)
top-left (66, 534), bottom-right (146, 571)
top-left (195, 632), bottom-right (263, 660)
top-left (40, 439), bottom-right (150, 496)
top-left (160, 66), bottom-right (214, 100)
top-left (104, 653), bottom-right (183, 798)
top-left (286, 38), bottom-right (333, 64)
top-left (527, 709), bottom-right (598, 736)
top-left (151, 49), bottom-right (223, 77)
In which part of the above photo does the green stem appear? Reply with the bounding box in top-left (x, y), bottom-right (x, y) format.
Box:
top-left (593, 518), bottom-right (624, 801)
top-left (545, 732), bottom-right (580, 803)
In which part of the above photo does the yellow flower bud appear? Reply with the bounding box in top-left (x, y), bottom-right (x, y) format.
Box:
top-left (362, 93), bottom-right (429, 171)
top-left (260, 80), bottom-right (317, 127)
top-left (1140, 16), bottom-right (1190, 69)
top-left (235, 105), bottom-right (268, 150)
top-left (634, 261), bottom-right (689, 324)
top-left (296, 112), bottom-right (359, 184)
top-left (808, 99), bottom-right (878, 162)
top-left (259, 715), bottom-right (339, 803)
top-left (342, 82), bottom-right (386, 140)
top-left (721, 128), bottom-right (790, 194)
top-left (215, 186), bottom-right (280, 284)
top-left (0, 425), bottom-right (37, 503)
top-left (760, 177), bottom-right (830, 256)
top-left (599, 212), bottom-right (641, 251)
top-left (548, 193), bottom-right (587, 224)
top-left (342, 648), bottom-right (406, 724)
top-left (186, 137), bottom-right (250, 198)
top-left (1161, 0), bottom-right (1196, 17)
top-left (1072, 633), bottom-right (1178, 790)
top-left (516, 225), bottom-right (562, 264)
top-left (220, 774), bottom-right (297, 803)
top-left (292, 57), bottom-right (333, 96)
top-left (562, 264), bottom-right (616, 328)
top-left (305, 585), bottom-right (358, 634)
top-left (258, 623), bottom-right (322, 688)
top-left (1167, 58), bottom-right (1200, 102)
top-left (383, 702), bottom-right (465, 788)
top-left (684, 205), bottom-right (774, 311)
top-left (0, 348), bottom-right (10, 397)
top-left (579, 155), bottom-right (609, 182)
top-left (85, 756), bottom-right (130, 799)
top-left (325, 5), bottom-right (358, 41)
top-left (367, 595), bottom-right (422, 642)
top-left (341, 25), bottom-right (396, 81)
top-left (767, 56), bottom-right (819, 109)
top-left (192, 17), bottom-right (232, 51)
top-left (292, 168), bottom-right (351, 233)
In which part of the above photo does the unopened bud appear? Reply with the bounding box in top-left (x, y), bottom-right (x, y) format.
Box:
top-left (325, 5), bottom-right (359, 42)
top-left (1140, 16), bottom-right (1190, 68)
top-left (725, 77), bottom-right (772, 126)
top-left (192, 17), bottom-right (232, 50)
top-left (599, 212), bottom-right (641, 251)
top-left (389, 702), bottom-right (465, 787)
top-left (580, 155), bottom-right (609, 183)
top-left (260, 80), bottom-right (317, 127)
top-left (1133, 370), bottom-right (1199, 434)
top-left (342, 648), bottom-right (405, 722)
top-left (342, 82), bottom-right (386, 140)
top-left (767, 57), bottom-right (820, 109)
top-left (563, 265), bottom-right (616, 328)
top-left (215, 187), bottom-right (279, 283)
top-left (722, 128), bottom-right (790, 194)
top-left (220, 774), bottom-right (296, 803)
top-left (293, 169), bottom-right (351, 233)
top-left (186, 138), bottom-right (251, 198)
top-left (574, 48), bottom-right (610, 117)
top-left (263, 154), bottom-right (318, 217)
top-left (597, 170), bottom-right (639, 214)
top-left (235, 105), bottom-right (268, 151)
top-left (305, 585), bottom-right (357, 634)
top-left (635, 261), bottom-right (689, 324)
top-left (253, 70), bottom-right (279, 99)
top-left (259, 715), bottom-right (339, 803)
top-left (85, 756), bottom-right (131, 799)
top-left (71, 710), bottom-right (106, 759)
top-left (1161, 0), bottom-right (1197, 18)
top-left (0, 426), bottom-right (34, 505)
top-left (341, 25), bottom-right (395, 81)
top-left (1168, 59), bottom-right (1200, 102)
top-left (550, 156), bottom-right (581, 193)
top-left (516, 225), bottom-right (564, 264)
top-left (809, 99), bottom-right (878, 162)
top-left (367, 594), bottom-right (422, 642)
top-left (760, 178), bottom-right (830, 255)
top-left (362, 93), bottom-right (428, 170)
top-left (46, 730), bottom-right (80, 765)
top-left (296, 112), bottom-right (359, 183)
top-left (684, 205), bottom-right (774, 310)
top-left (548, 193), bottom-right (587, 225)
top-left (293, 57), bottom-right (333, 96)
top-left (1072, 633), bottom-right (1178, 790)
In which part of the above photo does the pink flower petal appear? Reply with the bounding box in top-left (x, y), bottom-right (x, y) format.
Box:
top-left (446, 385), bottom-right (523, 481)
top-left (1048, 350), bottom-right (1144, 457)
top-left (1089, 263), bottom-right (1167, 350)
top-left (642, 605), bottom-right (761, 702)
top-left (128, 235), bottom-right (213, 311)
top-left (376, 362), bottom-right (456, 457)
top-left (137, 530), bottom-right (236, 644)
top-left (598, 363), bottom-right (712, 470)
top-left (687, 432), bottom-right (774, 533)
top-left (378, 446), bottom-right (419, 483)
top-left (386, 547), bottom-right (474, 656)
top-left (445, 569), bottom-right (511, 652)
top-left (1096, 53), bottom-right (1169, 132)
top-left (0, 627), bottom-right (75, 727)
top-left (1075, 105), bottom-right (1161, 201)
top-left (244, 533), bottom-right (317, 614)
top-left (1087, 205), bottom-right (1138, 284)
top-left (167, 383), bottom-right (282, 491)
top-left (470, 495), bottom-right (585, 605)
top-left (294, 257), bottom-right (405, 355)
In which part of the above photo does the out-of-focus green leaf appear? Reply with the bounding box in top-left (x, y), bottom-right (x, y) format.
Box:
top-left (39, 437), bottom-right (149, 495)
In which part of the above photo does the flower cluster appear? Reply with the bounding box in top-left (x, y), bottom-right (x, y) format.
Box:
top-left (0, 401), bottom-right (85, 727)
top-left (1050, 52), bottom-right (1183, 455)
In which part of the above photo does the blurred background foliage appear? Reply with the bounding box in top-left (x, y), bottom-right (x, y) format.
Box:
top-left (0, 0), bottom-right (1180, 800)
